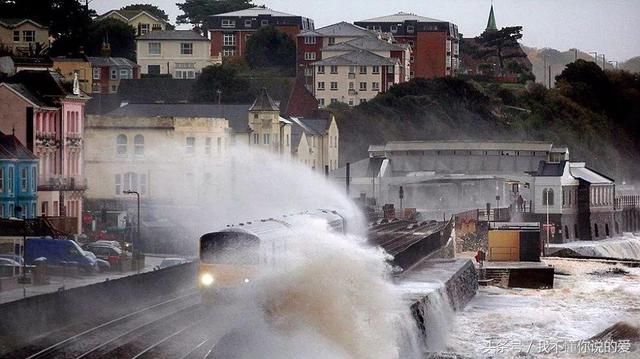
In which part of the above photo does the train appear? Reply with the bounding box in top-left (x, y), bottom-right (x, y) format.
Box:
top-left (198, 209), bottom-right (349, 302)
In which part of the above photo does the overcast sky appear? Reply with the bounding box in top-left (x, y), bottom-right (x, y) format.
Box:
top-left (91, 0), bottom-right (640, 61)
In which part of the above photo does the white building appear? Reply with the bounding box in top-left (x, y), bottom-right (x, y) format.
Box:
top-left (136, 30), bottom-right (221, 78)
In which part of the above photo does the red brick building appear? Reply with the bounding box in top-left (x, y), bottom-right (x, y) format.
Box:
top-left (355, 12), bottom-right (460, 79)
top-left (208, 7), bottom-right (314, 59)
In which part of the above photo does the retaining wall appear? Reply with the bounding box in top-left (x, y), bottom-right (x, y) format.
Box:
top-left (0, 263), bottom-right (197, 344)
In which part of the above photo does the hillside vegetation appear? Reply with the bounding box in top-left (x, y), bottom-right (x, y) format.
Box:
top-left (330, 60), bottom-right (640, 180)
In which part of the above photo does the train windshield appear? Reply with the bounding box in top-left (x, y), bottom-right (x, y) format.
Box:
top-left (200, 231), bottom-right (259, 265)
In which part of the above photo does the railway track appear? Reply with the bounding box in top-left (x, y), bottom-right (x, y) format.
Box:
top-left (5, 292), bottom-right (220, 359)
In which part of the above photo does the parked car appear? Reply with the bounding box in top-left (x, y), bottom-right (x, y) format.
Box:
top-left (25, 238), bottom-right (97, 273)
top-left (0, 254), bottom-right (23, 265)
top-left (157, 257), bottom-right (190, 269)
top-left (83, 244), bottom-right (130, 268)
top-left (82, 250), bottom-right (111, 272)
top-left (93, 240), bottom-right (122, 250)
top-left (0, 257), bottom-right (21, 277)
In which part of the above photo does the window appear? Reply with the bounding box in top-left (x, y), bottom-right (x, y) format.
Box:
top-left (317, 65), bottom-right (325, 74)
top-left (115, 174), bottom-right (121, 195)
top-left (111, 85), bottom-right (117, 92)
top-left (222, 34), bottom-right (236, 46)
top-left (407, 25), bottom-right (415, 33)
top-left (286, 134), bottom-right (290, 146)
top-left (20, 168), bottom-right (28, 191)
top-left (217, 137), bottom-right (222, 153)
top-left (260, 19), bottom-right (269, 26)
top-left (330, 98), bottom-right (338, 104)
top-left (186, 137), bottom-right (195, 154)
top-left (372, 82), bottom-right (380, 91)
top-left (253, 133), bottom-right (259, 144)
top-left (222, 19), bottom-right (235, 28)
top-left (372, 65), bottom-right (380, 74)
top-left (205, 137), bottom-right (212, 155)
top-left (140, 174), bottom-right (147, 195)
top-left (123, 172), bottom-right (138, 192)
top-left (348, 99), bottom-right (354, 106)
top-left (328, 37), bottom-right (335, 45)
top-left (359, 98), bottom-right (367, 104)
top-left (0, 168), bottom-right (3, 192)
top-left (31, 167), bottom-right (36, 192)
top-left (92, 67), bottom-right (101, 80)
top-left (244, 19), bottom-right (252, 27)
top-left (330, 82), bottom-right (338, 90)
top-left (387, 65), bottom-right (394, 74)
top-left (116, 134), bottom-right (127, 155)
top-left (304, 36), bottom-right (316, 44)
top-left (22, 30), bottom-right (35, 42)
top-left (318, 98), bottom-right (325, 106)
top-left (134, 135), bottom-right (144, 157)
top-left (13, 31), bottom-right (19, 42)
top-left (110, 69), bottom-right (117, 80)
top-left (140, 24), bottom-right (150, 35)
top-left (304, 52), bottom-right (316, 60)
top-left (148, 65), bottom-right (161, 75)
top-left (152, 23), bottom-right (162, 31)
top-left (304, 67), bottom-right (313, 76)
top-left (410, 56), bottom-right (415, 63)
top-left (263, 133), bottom-right (270, 145)
top-left (180, 43), bottom-right (193, 55)
top-left (317, 82), bottom-right (325, 91)
top-left (119, 69), bottom-right (131, 79)
top-left (176, 70), bottom-right (196, 79)
top-left (148, 42), bottom-right (161, 55)
top-left (359, 66), bottom-right (367, 74)
top-left (542, 188), bottom-right (555, 206)
top-left (359, 82), bottom-right (367, 91)
top-left (390, 25), bottom-right (397, 33)
top-left (330, 65), bottom-right (338, 74)
top-left (222, 48), bottom-right (235, 57)
top-left (349, 82), bottom-right (354, 90)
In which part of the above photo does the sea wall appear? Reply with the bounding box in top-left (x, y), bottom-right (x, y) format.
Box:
top-left (548, 233), bottom-right (640, 260)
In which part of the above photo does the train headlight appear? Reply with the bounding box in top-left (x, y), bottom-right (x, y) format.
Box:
top-left (200, 273), bottom-right (214, 286)
top-left (244, 278), bottom-right (250, 283)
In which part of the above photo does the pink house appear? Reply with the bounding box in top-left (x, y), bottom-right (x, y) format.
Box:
top-left (0, 70), bottom-right (90, 234)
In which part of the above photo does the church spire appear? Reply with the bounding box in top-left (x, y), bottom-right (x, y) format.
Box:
top-left (486, 2), bottom-right (498, 32)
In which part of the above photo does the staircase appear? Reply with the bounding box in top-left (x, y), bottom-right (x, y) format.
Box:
top-left (481, 268), bottom-right (510, 287)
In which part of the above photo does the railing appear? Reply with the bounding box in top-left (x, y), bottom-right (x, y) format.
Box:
top-left (615, 195), bottom-right (640, 210)
top-left (38, 176), bottom-right (88, 191)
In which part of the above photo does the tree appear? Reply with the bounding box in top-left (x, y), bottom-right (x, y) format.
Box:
top-left (85, 18), bottom-right (136, 60)
top-left (120, 4), bottom-right (170, 22)
top-left (476, 26), bottom-right (526, 75)
top-left (176, 0), bottom-right (254, 34)
top-left (190, 65), bottom-right (253, 103)
top-left (245, 26), bottom-right (296, 69)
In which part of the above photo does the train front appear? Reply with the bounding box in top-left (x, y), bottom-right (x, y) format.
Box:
top-left (198, 229), bottom-right (260, 303)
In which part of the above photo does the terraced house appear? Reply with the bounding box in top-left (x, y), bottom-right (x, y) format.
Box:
top-left (0, 131), bottom-right (38, 219)
top-left (0, 71), bottom-right (90, 233)
top-left (96, 9), bottom-right (169, 36)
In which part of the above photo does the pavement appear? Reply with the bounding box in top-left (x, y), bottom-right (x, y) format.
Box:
top-left (0, 256), bottom-right (166, 305)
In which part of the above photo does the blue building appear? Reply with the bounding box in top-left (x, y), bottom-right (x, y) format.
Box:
top-left (0, 131), bottom-right (38, 219)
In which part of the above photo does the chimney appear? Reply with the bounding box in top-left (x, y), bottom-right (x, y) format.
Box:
top-left (101, 35), bottom-right (111, 57)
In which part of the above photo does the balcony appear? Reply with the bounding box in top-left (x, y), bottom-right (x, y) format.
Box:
top-left (65, 133), bottom-right (82, 147)
top-left (38, 176), bottom-right (88, 191)
top-left (35, 132), bottom-right (61, 148)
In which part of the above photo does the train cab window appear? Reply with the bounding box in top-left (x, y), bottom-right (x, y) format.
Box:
top-left (200, 232), bottom-right (259, 265)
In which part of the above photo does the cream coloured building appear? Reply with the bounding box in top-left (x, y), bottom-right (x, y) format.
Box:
top-left (136, 30), bottom-right (220, 78)
top-left (96, 10), bottom-right (169, 36)
top-left (312, 50), bottom-right (401, 106)
top-left (289, 117), bottom-right (339, 172)
top-left (0, 19), bottom-right (49, 56)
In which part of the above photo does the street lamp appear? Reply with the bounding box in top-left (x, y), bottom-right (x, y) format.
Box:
top-left (123, 190), bottom-right (140, 272)
top-left (13, 206), bottom-right (30, 283)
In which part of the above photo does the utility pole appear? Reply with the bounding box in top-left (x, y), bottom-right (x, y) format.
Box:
top-left (545, 189), bottom-right (550, 256)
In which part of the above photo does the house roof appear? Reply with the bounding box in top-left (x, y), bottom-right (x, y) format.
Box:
top-left (249, 88), bottom-right (279, 112)
top-left (289, 117), bottom-right (330, 150)
top-left (117, 78), bottom-right (195, 104)
top-left (569, 163), bottom-right (614, 184)
top-left (8, 70), bottom-right (82, 106)
top-left (0, 18), bottom-right (47, 28)
top-left (211, 7), bottom-right (297, 18)
top-left (312, 49), bottom-right (398, 66)
top-left (97, 9), bottom-right (167, 24)
top-left (87, 57), bottom-right (138, 68)
top-left (0, 83), bottom-right (49, 108)
top-left (322, 36), bottom-right (405, 52)
top-left (104, 103), bottom-right (252, 133)
top-left (380, 141), bottom-right (553, 152)
top-left (357, 12), bottom-right (445, 23)
top-left (283, 75), bottom-right (319, 118)
top-left (300, 21), bottom-right (373, 37)
top-left (0, 131), bottom-right (38, 160)
top-left (535, 161), bottom-right (566, 177)
top-left (137, 30), bottom-right (209, 41)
